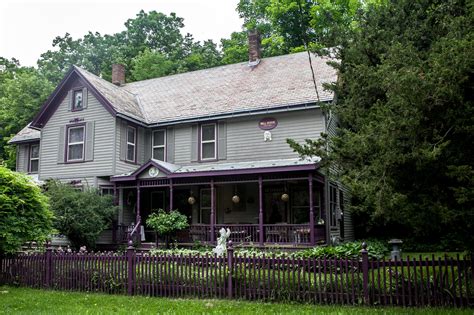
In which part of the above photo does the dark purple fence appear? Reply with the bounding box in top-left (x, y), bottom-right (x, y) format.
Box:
top-left (1, 243), bottom-right (473, 307)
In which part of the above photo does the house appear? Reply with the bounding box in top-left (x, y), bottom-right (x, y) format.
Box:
top-left (9, 32), bottom-right (352, 248)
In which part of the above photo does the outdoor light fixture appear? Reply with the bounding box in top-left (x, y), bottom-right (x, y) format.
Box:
top-left (188, 190), bottom-right (196, 205)
top-left (232, 195), bottom-right (240, 204)
top-left (281, 193), bottom-right (289, 202)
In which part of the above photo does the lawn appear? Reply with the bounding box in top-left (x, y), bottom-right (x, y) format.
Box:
top-left (0, 286), bottom-right (471, 315)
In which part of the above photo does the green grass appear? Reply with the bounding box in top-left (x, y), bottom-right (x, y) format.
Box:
top-left (0, 286), bottom-right (471, 315)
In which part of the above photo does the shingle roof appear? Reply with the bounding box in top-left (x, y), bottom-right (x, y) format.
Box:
top-left (78, 52), bottom-right (336, 124)
top-left (8, 123), bottom-right (40, 144)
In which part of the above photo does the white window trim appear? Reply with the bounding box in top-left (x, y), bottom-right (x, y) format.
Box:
top-left (29, 144), bottom-right (39, 173)
top-left (152, 129), bottom-right (166, 161)
top-left (67, 126), bottom-right (85, 162)
top-left (126, 126), bottom-right (136, 162)
top-left (200, 123), bottom-right (217, 161)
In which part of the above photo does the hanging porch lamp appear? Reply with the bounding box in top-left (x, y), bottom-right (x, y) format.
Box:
top-left (188, 190), bottom-right (196, 205)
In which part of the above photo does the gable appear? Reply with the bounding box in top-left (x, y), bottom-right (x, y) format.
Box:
top-left (31, 68), bottom-right (117, 129)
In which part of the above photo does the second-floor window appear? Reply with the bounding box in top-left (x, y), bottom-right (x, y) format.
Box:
top-left (29, 144), bottom-right (39, 173)
top-left (126, 126), bottom-right (136, 162)
top-left (201, 123), bottom-right (216, 160)
top-left (67, 126), bottom-right (85, 162)
top-left (72, 90), bottom-right (83, 111)
top-left (152, 130), bottom-right (166, 161)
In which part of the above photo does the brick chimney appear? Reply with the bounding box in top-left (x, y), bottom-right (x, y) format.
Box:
top-left (112, 64), bottom-right (125, 86)
top-left (248, 30), bottom-right (261, 66)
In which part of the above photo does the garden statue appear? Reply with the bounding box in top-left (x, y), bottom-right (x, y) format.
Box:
top-left (213, 228), bottom-right (231, 256)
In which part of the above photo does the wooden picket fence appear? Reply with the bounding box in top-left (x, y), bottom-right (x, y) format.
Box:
top-left (1, 243), bottom-right (473, 307)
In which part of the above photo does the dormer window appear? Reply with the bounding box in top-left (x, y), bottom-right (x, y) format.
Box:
top-left (73, 90), bottom-right (83, 111)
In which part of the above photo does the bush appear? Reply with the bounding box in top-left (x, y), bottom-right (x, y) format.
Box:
top-left (0, 166), bottom-right (53, 254)
top-left (45, 180), bottom-right (116, 250)
top-left (146, 209), bottom-right (188, 248)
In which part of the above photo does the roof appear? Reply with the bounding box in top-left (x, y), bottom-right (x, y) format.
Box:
top-left (26, 51), bottom-right (337, 132)
top-left (111, 157), bottom-right (320, 181)
top-left (121, 52), bottom-right (336, 124)
top-left (8, 123), bottom-right (40, 144)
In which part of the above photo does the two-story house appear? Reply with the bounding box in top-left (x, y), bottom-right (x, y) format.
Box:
top-left (9, 32), bottom-right (352, 248)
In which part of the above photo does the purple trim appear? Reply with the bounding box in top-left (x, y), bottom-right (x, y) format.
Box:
top-left (111, 159), bottom-right (174, 182)
top-left (309, 173), bottom-right (315, 246)
top-left (110, 162), bottom-right (319, 182)
top-left (31, 66), bottom-right (117, 128)
top-left (210, 180), bottom-right (215, 243)
top-left (258, 117), bottom-right (278, 130)
top-left (258, 176), bottom-right (263, 247)
top-left (170, 164), bottom-right (319, 178)
top-left (65, 123), bottom-right (86, 163)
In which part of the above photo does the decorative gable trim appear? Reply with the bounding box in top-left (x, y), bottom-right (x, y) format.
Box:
top-left (31, 66), bottom-right (117, 129)
top-left (111, 159), bottom-right (176, 182)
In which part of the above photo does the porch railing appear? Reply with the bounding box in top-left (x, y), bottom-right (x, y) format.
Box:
top-left (188, 224), bottom-right (325, 245)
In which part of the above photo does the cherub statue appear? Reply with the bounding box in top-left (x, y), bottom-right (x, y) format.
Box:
top-left (213, 228), bottom-right (231, 257)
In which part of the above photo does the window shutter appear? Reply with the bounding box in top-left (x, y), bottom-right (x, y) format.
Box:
top-left (119, 121), bottom-right (127, 161)
top-left (23, 145), bottom-right (30, 172)
top-left (67, 90), bottom-right (73, 111)
top-left (191, 124), bottom-right (199, 162)
top-left (57, 126), bottom-right (66, 163)
top-left (218, 121), bottom-right (227, 160)
top-left (166, 127), bottom-right (175, 163)
top-left (85, 121), bottom-right (95, 161)
top-left (144, 129), bottom-right (151, 161)
top-left (137, 127), bottom-right (144, 164)
top-left (82, 87), bottom-right (88, 109)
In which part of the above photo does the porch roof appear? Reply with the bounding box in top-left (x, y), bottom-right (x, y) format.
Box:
top-left (110, 157), bottom-right (320, 182)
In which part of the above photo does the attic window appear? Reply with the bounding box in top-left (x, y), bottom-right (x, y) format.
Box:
top-left (73, 90), bottom-right (83, 111)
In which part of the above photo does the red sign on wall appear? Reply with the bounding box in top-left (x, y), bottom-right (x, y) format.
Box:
top-left (258, 117), bottom-right (278, 130)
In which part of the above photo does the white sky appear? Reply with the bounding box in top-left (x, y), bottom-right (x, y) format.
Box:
top-left (0, 0), bottom-right (243, 67)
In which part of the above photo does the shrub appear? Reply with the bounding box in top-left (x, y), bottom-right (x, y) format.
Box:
top-left (146, 209), bottom-right (189, 248)
top-left (0, 165), bottom-right (53, 254)
top-left (45, 180), bottom-right (116, 250)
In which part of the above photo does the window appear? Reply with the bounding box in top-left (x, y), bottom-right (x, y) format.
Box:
top-left (200, 123), bottom-right (216, 160)
top-left (72, 90), bottom-right (83, 111)
top-left (29, 144), bottom-right (39, 173)
top-left (126, 126), bottom-right (136, 162)
top-left (329, 184), bottom-right (338, 226)
top-left (199, 188), bottom-right (212, 224)
top-left (67, 126), bottom-right (85, 162)
top-left (100, 186), bottom-right (114, 196)
top-left (152, 130), bottom-right (166, 161)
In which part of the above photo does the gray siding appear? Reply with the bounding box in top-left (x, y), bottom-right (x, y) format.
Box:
top-left (326, 111), bottom-right (354, 242)
top-left (39, 89), bottom-right (115, 185)
top-left (172, 109), bottom-right (325, 166)
top-left (16, 144), bottom-right (29, 173)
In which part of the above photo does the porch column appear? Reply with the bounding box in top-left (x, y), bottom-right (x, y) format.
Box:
top-left (210, 179), bottom-right (215, 243)
top-left (136, 185), bottom-right (141, 224)
top-left (258, 176), bottom-right (264, 247)
top-left (309, 173), bottom-right (315, 246)
top-left (169, 179), bottom-right (174, 211)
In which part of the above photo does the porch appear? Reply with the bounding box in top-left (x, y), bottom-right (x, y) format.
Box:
top-left (111, 158), bottom-right (330, 247)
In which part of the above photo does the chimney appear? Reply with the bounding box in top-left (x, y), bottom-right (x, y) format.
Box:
top-left (112, 64), bottom-right (125, 86)
top-left (248, 30), bottom-right (261, 66)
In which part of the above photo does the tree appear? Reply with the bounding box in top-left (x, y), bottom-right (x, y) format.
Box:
top-left (0, 166), bottom-right (53, 254)
top-left (45, 181), bottom-right (116, 249)
top-left (131, 49), bottom-right (177, 81)
top-left (290, 0), bottom-right (474, 249)
top-left (0, 64), bottom-right (54, 168)
top-left (146, 209), bottom-right (189, 248)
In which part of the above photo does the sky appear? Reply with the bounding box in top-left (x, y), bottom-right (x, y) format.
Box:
top-left (0, 0), bottom-right (243, 67)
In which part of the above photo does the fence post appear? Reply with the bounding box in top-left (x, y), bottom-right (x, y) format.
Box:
top-left (361, 242), bottom-right (369, 305)
top-left (127, 240), bottom-right (136, 295)
top-left (45, 241), bottom-right (53, 288)
top-left (227, 240), bottom-right (234, 299)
